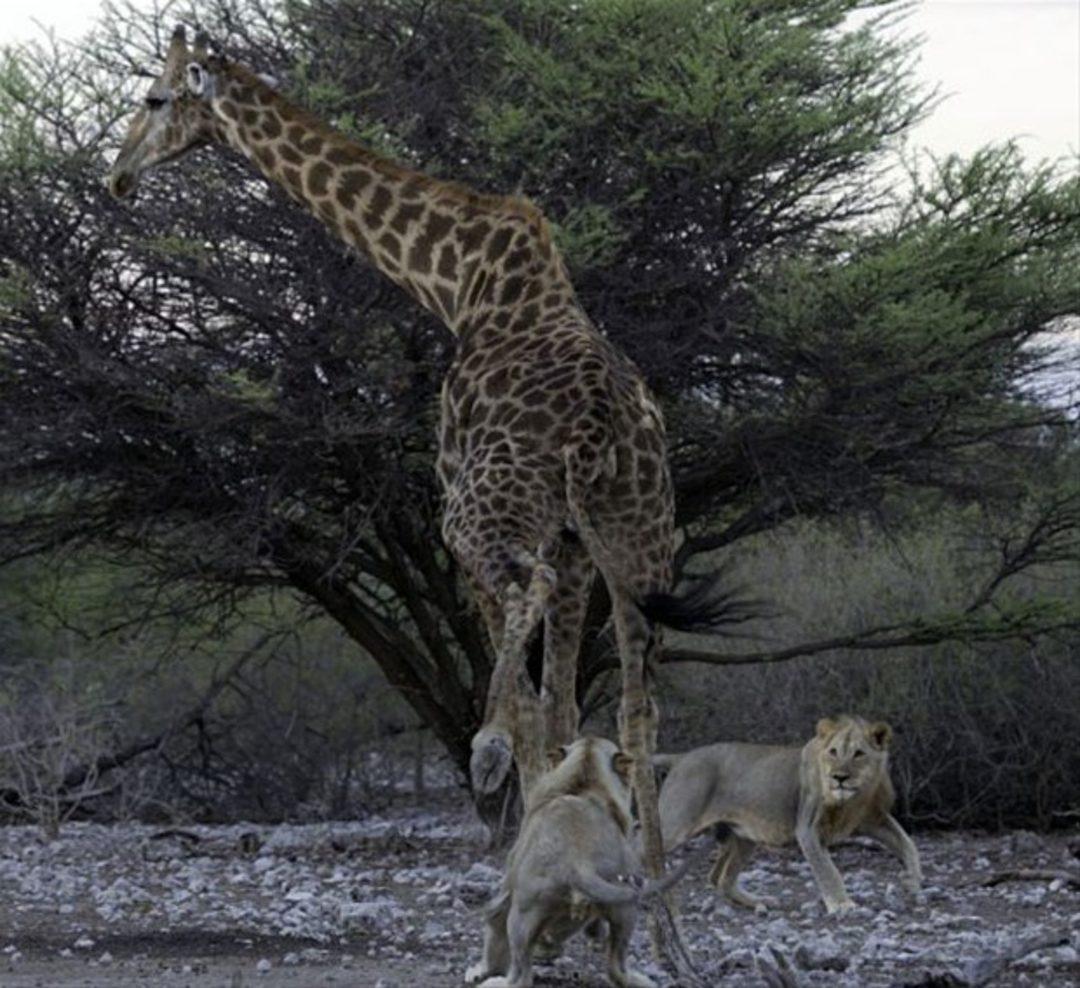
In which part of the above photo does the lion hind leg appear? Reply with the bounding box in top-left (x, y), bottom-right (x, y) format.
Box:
top-left (467, 889), bottom-right (512, 984)
top-left (706, 832), bottom-right (732, 889)
top-left (490, 900), bottom-right (544, 988)
top-left (657, 778), bottom-right (707, 854)
top-left (605, 903), bottom-right (657, 988)
top-left (712, 834), bottom-right (770, 910)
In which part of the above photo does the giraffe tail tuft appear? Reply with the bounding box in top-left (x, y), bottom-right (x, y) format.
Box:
top-left (638, 569), bottom-right (767, 635)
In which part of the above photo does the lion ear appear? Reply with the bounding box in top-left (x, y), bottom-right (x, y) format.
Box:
top-left (869, 722), bottom-right (892, 749)
top-left (816, 718), bottom-right (838, 739)
top-left (547, 745), bottom-right (570, 769)
top-left (611, 752), bottom-right (633, 784)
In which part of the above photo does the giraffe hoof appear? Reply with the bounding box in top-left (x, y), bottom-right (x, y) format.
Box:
top-left (471, 732), bottom-right (513, 794)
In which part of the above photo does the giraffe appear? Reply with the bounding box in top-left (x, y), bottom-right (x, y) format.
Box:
top-left (107, 26), bottom-right (735, 921)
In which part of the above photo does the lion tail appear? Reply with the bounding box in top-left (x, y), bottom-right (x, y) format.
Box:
top-left (571, 859), bottom-right (690, 907)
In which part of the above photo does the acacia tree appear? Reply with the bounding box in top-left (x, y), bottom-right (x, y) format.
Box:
top-left (2, 0), bottom-right (1079, 784)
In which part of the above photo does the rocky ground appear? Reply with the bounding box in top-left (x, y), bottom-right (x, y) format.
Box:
top-left (0, 789), bottom-right (1077, 987)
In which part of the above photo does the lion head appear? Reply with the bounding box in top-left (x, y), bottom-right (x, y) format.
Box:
top-left (812, 716), bottom-right (892, 806)
top-left (534, 736), bottom-right (635, 829)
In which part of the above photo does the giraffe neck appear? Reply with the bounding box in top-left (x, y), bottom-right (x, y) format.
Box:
top-left (207, 64), bottom-right (577, 338)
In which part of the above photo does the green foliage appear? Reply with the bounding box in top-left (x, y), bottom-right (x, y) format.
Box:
top-left (550, 203), bottom-right (627, 272)
top-left (474, 0), bottom-right (924, 208)
top-left (0, 262), bottom-right (33, 314)
top-left (141, 235), bottom-right (210, 265)
top-left (0, 49), bottom-right (52, 173)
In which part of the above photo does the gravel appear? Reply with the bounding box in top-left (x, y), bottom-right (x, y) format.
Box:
top-left (0, 793), bottom-right (1076, 986)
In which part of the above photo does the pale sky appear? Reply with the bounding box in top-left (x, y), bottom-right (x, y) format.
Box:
top-left (2, 0), bottom-right (1078, 166)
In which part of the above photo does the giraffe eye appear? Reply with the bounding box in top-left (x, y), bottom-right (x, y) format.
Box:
top-left (853, 749), bottom-right (865, 758)
top-left (828, 747), bottom-right (838, 757)
top-left (144, 96), bottom-right (168, 111)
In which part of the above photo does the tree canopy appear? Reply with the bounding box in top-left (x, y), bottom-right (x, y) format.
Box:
top-left (2, 0), bottom-right (1079, 779)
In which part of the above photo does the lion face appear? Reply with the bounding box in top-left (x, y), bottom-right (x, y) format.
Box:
top-left (814, 717), bottom-right (891, 806)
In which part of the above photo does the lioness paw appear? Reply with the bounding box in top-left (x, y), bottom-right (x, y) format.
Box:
top-left (725, 887), bottom-right (772, 912)
top-left (465, 961), bottom-right (491, 984)
top-left (476, 978), bottom-right (514, 988)
top-left (825, 897), bottom-right (856, 916)
top-left (621, 970), bottom-right (657, 988)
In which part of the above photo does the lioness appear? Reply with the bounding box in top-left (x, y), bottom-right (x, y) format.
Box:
top-left (466, 736), bottom-right (675, 988)
top-left (656, 716), bottom-right (922, 914)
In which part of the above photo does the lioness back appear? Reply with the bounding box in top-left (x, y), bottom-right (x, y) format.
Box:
top-left (509, 794), bottom-right (634, 901)
top-left (468, 735), bottom-right (662, 988)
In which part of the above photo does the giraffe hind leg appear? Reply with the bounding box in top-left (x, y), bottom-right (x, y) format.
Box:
top-left (611, 594), bottom-right (661, 861)
top-left (471, 557), bottom-right (557, 796)
top-left (610, 592), bottom-right (672, 961)
top-left (540, 534), bottom-right (593, 749)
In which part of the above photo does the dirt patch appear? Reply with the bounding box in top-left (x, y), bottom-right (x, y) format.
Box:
top-left (1, 793), bottom-right (1077, 986)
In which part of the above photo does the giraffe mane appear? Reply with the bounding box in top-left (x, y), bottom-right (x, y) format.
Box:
top-left (220, 60), bottom-right (555, 247)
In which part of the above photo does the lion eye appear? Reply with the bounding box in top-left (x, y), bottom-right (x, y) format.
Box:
top-left (144, 95), bottom-right (168, 111)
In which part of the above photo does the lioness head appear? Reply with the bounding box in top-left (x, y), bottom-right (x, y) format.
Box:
top-left (540, 736), bottom-right (635, 826)
top-left (813, 716), bottom-right (891, 806)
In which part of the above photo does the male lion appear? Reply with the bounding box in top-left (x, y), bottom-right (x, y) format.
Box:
top-left (656, 716), bottom-right (922, 914)
top-left (466, 736), bottom-right (678, 988)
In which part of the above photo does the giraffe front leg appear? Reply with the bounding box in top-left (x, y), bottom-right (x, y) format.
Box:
top-left (471, 561), bottom-right (556, 796)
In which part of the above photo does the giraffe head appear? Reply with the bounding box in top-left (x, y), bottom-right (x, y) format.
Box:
top-left (108, 26), bottom-right (222, 199)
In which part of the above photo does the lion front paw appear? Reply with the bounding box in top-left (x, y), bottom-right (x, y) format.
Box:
top-left (902, 873), bottom-right (923, 895)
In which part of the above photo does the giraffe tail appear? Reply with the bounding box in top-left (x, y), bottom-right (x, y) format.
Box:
top-left (638, 569), bottom-right (766, 635)
top-left (563, 446), bottom-right (763, 635)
